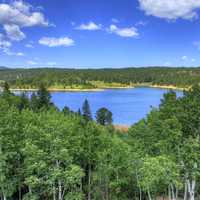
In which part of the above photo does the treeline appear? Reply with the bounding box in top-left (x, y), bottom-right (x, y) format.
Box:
top-left (1, 67), bottom-right (200, 89)
top-left (0, 83), bottom-right (200, 200)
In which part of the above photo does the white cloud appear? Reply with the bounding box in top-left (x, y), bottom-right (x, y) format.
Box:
top-left (181, 56), bottom-right (196, 62)
top-left (139, 0), bottom-right (200, 20)
top-left (76, 21), bottom-right (102, 31)
top-left (181, 56), bottom-right (188, 60)
top-left (0, 0), bottom-right (49, 49)
top-left (135, 21), bottom-right (147, 26)
top-left (27, 60), bottom-right (37, 65)
top-left (16, 52), bottom-right (24, 56)
top-left (0, 33), bottom-right (25, 56)
top-left (0, 33), bottom-right (11, 50)
top-left (39, 37), bottom-right (74, 47)
top-left (3, 24), bottom-right (26, 41)
top-left (3, 48), bottom-right (24, 56)
top-left (108, 24), bottom-right (139, 38)
top-left (25, 43), bottom-right (34, 48)
top-left (0, 1), bottom-right (49, 27)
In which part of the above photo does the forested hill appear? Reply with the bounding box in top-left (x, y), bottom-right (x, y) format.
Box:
top-left (1, 67), bottom-right (200, 89)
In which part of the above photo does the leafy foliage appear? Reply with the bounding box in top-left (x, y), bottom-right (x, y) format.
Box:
top-left (1, 83), bottom-right (200, 200)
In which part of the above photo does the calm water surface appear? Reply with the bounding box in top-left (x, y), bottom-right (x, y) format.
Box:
top-left (18, 87), bottom-right (182, 126)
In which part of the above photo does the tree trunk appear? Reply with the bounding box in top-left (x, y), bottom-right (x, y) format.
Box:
top-left (147, 189), bottom-right (152, 200)
top-left (168, 185), bottom-right (171, 200)
top-left (139, 186), bottom-right (142, 200)
top-left (187, 179), bottom-right (195, 200)
top-left (18, 185), bottom-right (21, 200)
top-left (170, 184), bottom-right (176, 200)
top-left (184, 181), bottom-right (187, 200)
top-left (88, 163), bottom-right (91, 200)
top-left (53, 184), bottom-right (56, 200)
top-left (136, 170), bottom-right (142, 200)
top-left (58, 180), bottom-right (62, 200)
top-left (56, 160), bottom-right (62, 200)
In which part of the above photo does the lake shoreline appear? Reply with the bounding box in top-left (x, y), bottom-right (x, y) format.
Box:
top-left (9, 84), bottom-right (187, 92)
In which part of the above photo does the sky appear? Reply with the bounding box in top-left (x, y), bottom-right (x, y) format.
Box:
top-left (1, 0), bottom-right (200, 68)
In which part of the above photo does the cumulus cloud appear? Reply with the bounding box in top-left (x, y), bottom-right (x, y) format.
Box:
top-left (138, 0), bottom-right (200, 20)
top-left (108, 24), bottom-right (139, 38)
top-left (0, 1), bottom-right (49, 27)
top-left (0, 1), bottom-right (49, 54)
top-left (0, 34), bottom-right (24, 56)
top-left (0, 0), bottom-right (49, 44)
top-left (0, 33), bottom-right (11, 50)
top-left (4, 24), bottom-right (26, 41)
top-left (39, 37), bottom-right (74, 47)
top-left (76, 21), bottom-right (102, 30)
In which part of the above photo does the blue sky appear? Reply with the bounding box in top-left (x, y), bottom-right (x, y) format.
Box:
top-left (0, 0), bottom-right (200, 68)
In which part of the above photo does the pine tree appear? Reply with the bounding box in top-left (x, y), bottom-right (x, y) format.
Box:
top-left (62, 106), bottom-right (72, 115)
top-left (36, 84), bottom-right (51, 110)
top-left (77, 108), bottom-right (82, 116)
top-left (2, 82), bottom-right (11, 96)
top-left (30, 92), bottom-right (38, 111)
top-left (82, 99), bottom-right (92, 121)
top-left (18, 92), bottom-right (29, 111)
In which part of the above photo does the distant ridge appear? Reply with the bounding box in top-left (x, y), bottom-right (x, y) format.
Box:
top-left (0, 66), bottom-right (8, 70)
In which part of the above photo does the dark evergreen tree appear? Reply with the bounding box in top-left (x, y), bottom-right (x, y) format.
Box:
top-left (82, 99), bottom-right (92, 121)
top-left (77, 108), bottom-right (82, 116)
top-left (30, 92), bottom-right (38, 111)
top-left (62, 106), bottom-right (72, 115)
top-left (2, 82), bottom-right (11, 97)
top-left (36, 84), bottom-right (51, 110)
top-left (18, 92), bottom-right (29, 111)
top-left (96, 107), bottom-right (113, 126)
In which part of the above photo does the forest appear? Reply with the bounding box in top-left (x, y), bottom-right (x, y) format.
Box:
top-left (0, 82), bottom-right (200, 200)
top-left (1, 67), bottom-right (200, 89)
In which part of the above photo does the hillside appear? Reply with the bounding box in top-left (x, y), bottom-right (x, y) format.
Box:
top-left (0, 67), bottom-right (200, 89)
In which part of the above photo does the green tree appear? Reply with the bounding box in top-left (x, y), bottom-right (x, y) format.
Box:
top-left (1, 81), bottom-right (11, 95)
top-left (18, 92), bottom-right (29, 111)
top-left (30, 93), bottom-right (38, 111)
top-left (62, 106), bottom-right (73, 115)
top-left (36, 84), bottom-right (52, 110)
top-left (96, 107), bottom-right (113, 126)
top-left (82, 99), bottom-right (92, 121)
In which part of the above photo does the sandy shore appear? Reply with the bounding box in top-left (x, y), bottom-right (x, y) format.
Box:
top-left (8, 84), bottom-right (188, 92)
top-left (114, 125), bottom-right (130, 132)
top-left (133, 84), bottom-right (188, 91)
top-left (10, 86), bottom-right (134, 92)
top-left (10, 88), bottom-right (104, 92)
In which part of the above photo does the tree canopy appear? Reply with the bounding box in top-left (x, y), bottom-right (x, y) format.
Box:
top-left (0, 83), bottom-right (200, 200)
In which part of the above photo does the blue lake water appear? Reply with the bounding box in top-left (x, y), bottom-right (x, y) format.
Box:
top-left (17, 87), bottom-right (182, 126)
top-left (49, 87), bottom-right (182, 125)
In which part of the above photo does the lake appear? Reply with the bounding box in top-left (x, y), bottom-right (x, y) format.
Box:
top-left (16, 87), bottom-right (182, 126)
top-left (45, 87), bottom-right (182, 125)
